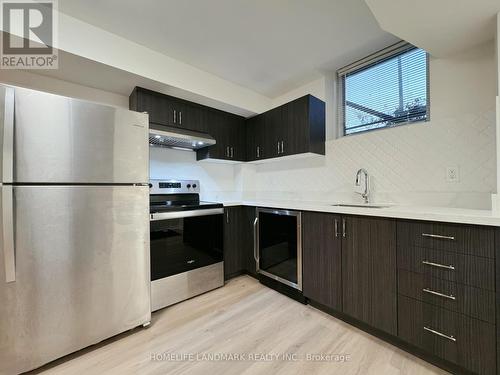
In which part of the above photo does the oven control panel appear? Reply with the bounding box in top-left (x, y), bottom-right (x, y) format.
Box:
top-left (149, 179), bottom-right (200, 194)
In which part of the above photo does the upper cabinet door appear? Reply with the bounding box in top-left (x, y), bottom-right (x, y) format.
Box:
top-left (302, 212), bottom-right (342, 311)
top-left (130, 88), bottom-right (173, 126)
top-left (172, 101), bottom-right (207, 133)
top-left (13, 87), bottom-right (149, 184)
top-left (131, 88), bottom-right (207, 133)
top-left (202, 110), bottom-right (231, 160)
top-left (230, 115), bottom-right (247, 161)
top-left (246, 115), bottom-right (267, 161)
top-left (244, 95), bottom-right (325, 161)
top-left (262, 106), bottom-right (282, 159)
top-left (282, 95), bottom-right (325, 156)
top-left (342, 215), bottom-right (397, 335)
top-left (198, 111), bottom-right (246, 162)
top-left (282, 96), bottom-right (309, 156)
top-left (245, 116), bottom-right (258, 161)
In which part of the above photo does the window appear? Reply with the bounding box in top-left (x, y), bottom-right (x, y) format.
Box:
top-left (338, 42), bottom-right (429, 136)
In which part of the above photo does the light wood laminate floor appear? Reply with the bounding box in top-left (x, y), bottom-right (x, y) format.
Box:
top-left (33, 276), bottom-right (448, 375)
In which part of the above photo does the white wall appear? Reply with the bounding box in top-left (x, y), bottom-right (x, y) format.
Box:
top-left (150, 148), bottom-right (241, 202)
top-left (243, 41), bottom-right (498, 209)
top-left (0, 70), bottom-right (128, 107)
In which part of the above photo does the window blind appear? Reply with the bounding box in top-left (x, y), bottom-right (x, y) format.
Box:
top-left (337, 42), bottom-right (429, 135)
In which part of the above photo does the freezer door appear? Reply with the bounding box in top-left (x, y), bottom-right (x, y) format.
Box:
top-left (2, 85), bottom-right (148, 183)
top-left (0, 186), bottom-right (151, 374)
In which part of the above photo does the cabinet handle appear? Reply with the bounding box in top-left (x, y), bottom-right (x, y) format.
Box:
top-left (422, 260), bottom-right (455, 271)
top-left (342, 218), bottom-right (346, 238)
top-left (173, 109), bottom-right (176, 124)
top-left (422, 233), bottom-right (455, 240)
top-left (423, 326), bottom-right (456, 342)
top-left (422, 288), bottom-right (456, 300)
top-left (230, 147), bottom-right (234, 158)
top-left (277, 142), bottom-right (280, 155)
top-left (226, 210), bottom-right (229, 224)
top-left (226, 146), bottom-right (230, 157)
top-left (253, 217), bottom-right (259, 265)
top-left (334, 219), bottom-right (339, 238)
top-left (179, 111), bottom-right (182, 125)
top-left (257, 146), bottom-right (260, 158)
top-left (281, 141), bottom-right (284, 154)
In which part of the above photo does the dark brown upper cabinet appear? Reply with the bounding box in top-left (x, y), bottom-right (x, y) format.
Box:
top-left (196, 110), bottom-right (246, 162)
top-left (130, 87), bottom-right (207, 132)
top-left (246, 95), bottom-right (325, 161)
top-left (130, 87), bottom-right (172, 126)
top-left (130, 88), bottom-right (325, 163)
top-left (246, 114), bottom-right (266, 160)
top-left (130, 87), bottom-right (247, 161)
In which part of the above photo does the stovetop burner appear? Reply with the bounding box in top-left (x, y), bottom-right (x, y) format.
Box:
top-left (149, 179), bottom-right (223, 213)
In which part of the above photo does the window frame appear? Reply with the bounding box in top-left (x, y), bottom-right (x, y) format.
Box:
top-left (337, 42), bottom-right (430, 137)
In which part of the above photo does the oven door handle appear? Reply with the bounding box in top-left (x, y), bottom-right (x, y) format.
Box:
top-left (150, 208), bottom-right (224, 221)
top-left (253, 216), bottom-right (259, 266)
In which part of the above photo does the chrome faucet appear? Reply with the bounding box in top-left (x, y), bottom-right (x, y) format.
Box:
top-left (355, 168), bottom-right (370, 204)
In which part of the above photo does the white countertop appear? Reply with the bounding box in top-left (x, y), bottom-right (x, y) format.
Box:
top-left (221, 200), bottom-right (500, 227)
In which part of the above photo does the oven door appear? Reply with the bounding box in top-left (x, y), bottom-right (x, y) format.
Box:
top-left (255, 208), bottom-right (302, 290)
top-left (150, 209), bottom-right (224, 281)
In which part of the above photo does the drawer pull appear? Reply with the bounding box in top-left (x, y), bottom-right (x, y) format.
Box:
top-left (423, 326), bottom-right (456, 342)
top-left (422, 288), bottom-right (456, 300)
top-left (422, 260), bottom-right (455, 270)
top-left (422, 233), bottom-right (455, 240)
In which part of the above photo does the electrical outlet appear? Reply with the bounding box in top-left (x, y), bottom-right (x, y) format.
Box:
top-left (446, 166), bottom-right (460, 183)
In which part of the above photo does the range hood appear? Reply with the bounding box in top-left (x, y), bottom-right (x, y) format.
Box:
top-left (149, 126), bottom-right (216, 150)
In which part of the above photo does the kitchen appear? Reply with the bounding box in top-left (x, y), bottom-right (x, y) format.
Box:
top-left (1, 1), bottom-right (500, 374)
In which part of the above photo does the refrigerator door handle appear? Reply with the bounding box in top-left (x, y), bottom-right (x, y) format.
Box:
top-left (2, 87), bottom-right (14, 183)
top-left (2, 185), bottom-right (15, 282)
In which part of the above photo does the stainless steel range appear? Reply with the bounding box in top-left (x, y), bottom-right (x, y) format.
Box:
top-left (149, 179), bottom-right (224, 311)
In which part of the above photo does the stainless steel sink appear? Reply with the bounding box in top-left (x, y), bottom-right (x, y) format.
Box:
top-left (331, 203), bottom-right (392, 209)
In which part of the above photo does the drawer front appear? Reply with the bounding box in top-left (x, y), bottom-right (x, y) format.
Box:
top-left (398, 269), bottom-right (495, 323)
top-left (398, 295), bottom-right (496, 375)
top-left (397, 245), bottom-right (494, 290)
top-left (397, 220), bottom-right (494, 259)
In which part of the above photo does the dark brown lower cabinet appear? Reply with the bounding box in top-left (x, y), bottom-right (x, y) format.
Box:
top-left (242, 206), bottom-right (258, 277)
top-left (341, 216), bottom-right (397, 335)
top-left (399, 295), bottom-right (496, 375)
top-left (302, 212), bottom-right (342, 311)
top-left (302, 213), bottom-right (397, 335)
top-left (397, 245), bottom-right (494, 291)
top-left (224, 206), bottom-right (256, 280)
top-left (300, 213), bottom-right (498, 374)
top-left (398, 269), bottom-right (495, 324)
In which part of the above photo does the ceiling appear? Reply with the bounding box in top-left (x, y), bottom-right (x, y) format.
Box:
top-left (29, 49), bottom-right (257, 117)
top-left (58, 0), bottom-right (398, 98)
top-left (366, 0), bottom-right (500, 57)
